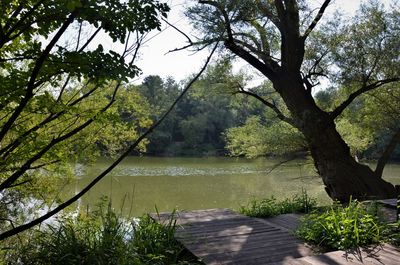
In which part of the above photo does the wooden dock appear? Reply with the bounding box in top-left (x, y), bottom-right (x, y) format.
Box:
top-left (152, 208), bottom-right (400, 265)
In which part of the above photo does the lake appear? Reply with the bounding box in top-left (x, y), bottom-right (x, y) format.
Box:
top-left (66, 157), bottom-right (400, 217)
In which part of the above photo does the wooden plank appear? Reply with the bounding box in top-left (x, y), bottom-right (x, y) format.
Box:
top-left (183, 234), bottom-right (306, 254)
top-left (176, 226), bottom-right (282, 239)
top-left (151, 208), bottom-right (242, 225)
top-left (152, 208), bottom-right (400, 265)
top-left (263, 213), bottom-right (303, 231)
top-left (156, 209), bottom-right (313, 265)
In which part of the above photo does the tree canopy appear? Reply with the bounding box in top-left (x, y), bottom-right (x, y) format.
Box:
top-left (0, 0), bottom-right (168, 239)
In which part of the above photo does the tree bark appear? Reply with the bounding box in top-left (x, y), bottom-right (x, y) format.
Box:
top-left (273, 71), bottom-right (397, 202)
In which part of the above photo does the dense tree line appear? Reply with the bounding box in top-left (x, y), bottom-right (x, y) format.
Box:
top-left (133, 61), bottom-right (266, 156)
top-left (135, 61), bottom-right (399, 161)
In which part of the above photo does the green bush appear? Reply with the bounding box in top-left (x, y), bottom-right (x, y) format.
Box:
top-left (239, 189), bottom-right (317, 217)
top-left (296, 200), bottom-right (382, 250)
top-left (5, 203), bottom-right (199, 265)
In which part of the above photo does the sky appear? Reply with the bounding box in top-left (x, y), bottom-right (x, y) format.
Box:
top-left (132, 0), bottom-right (391, 84)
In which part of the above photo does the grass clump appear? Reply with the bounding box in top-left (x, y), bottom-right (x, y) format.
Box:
top-left (6, 202), bottom-right (199, 265)
top-left (383, 221), bottom-right (400, 247)
top-left (239, 189), bottom-right (317, 217)
top-left (296, 200), bottom-right (382, 250)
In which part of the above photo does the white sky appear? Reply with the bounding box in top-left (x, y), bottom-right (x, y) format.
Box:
top-left (132, 0), bottom-right (391, 84)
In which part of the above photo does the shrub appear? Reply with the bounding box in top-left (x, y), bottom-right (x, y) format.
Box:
top-left (239, 189), bottom-right (317, 217)
top-left (296, 200), bottom-right (382, 250)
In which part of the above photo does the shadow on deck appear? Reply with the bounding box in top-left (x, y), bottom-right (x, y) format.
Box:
top-left (151, 208), bottom-right (399, 265)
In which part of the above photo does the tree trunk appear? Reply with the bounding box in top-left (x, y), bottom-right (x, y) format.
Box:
top-left (274, 72), bottom-right (397, 202)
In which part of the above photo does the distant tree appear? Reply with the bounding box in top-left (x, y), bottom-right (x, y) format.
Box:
top-left (0, 0), bottom-right (168, 238)
top-left (134, 75), bottom-right (181, 154)
top-left (187, 0), bottom-right (400, 201)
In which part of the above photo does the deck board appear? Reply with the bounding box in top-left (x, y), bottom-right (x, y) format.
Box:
top-left (151, 209), bottom-right (400, 265)
top-left (152, 209), bottom-right (312, 264)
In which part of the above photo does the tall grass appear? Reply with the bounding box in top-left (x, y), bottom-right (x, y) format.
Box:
top-left (4, 201), bottom-right (200, 265)
top-left (296, 200), bottom-right (382, 250)
top-left (239, 189), bottom-right (317, 217)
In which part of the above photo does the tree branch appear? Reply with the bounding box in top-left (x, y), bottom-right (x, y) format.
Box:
top-left (274, 0), bottom-right (286, 20)
top-left (0, 83), bottom-right (118, 192)
top-left (0, 43), bottom-right (218, 241)
top-left (235, 88), bottom-right (294, 125)
top-left (330, 78), bottom-right (400, 119)
top-left (0, 10), bottom-right (77, 143)
top-left (302, 0), bottom-right (331, 39)
top-left (226, 40), bottom-right (280, 81)
top-left (256, 2), bottom-right (281, 30)
top-left (199, 1), bottom-right (234, 41)
top-left (375, 128), bottom-right (400, 177)
top-left (0, 81), bottom-right (100, 159)
top-left (162, 17), bottom-right (193, 46)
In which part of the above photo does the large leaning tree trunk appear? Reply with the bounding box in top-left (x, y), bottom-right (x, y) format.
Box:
top-left (188, 0), bottom-right (400, 201)
top-left (274, 73), bottom-right (397, 201)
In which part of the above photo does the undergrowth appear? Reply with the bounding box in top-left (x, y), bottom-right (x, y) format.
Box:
top-left (239, 189), bottom-right (317, 217)
top-left (4, 201), bottom-right (201, 265)
top-left (296, 200), bottom-right (383, 250)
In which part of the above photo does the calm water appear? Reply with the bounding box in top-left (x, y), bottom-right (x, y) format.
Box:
top-left (65, 157), bottom-right (400, 216)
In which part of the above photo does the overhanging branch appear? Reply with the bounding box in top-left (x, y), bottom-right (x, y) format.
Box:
top-left (0, 43), bottom-right (218, 241)
top-left (235, 88), bottom-right (294, 125)
top-left (330, 78), bottom-right (400, 119)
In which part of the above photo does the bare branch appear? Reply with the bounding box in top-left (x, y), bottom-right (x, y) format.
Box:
top-left (162, 17), bottom-right (193, 45)
top-left (330, 78), bottom-right (400, 119)
top-left (375, 128), bottom-right (400, 177)
top-left (78, 27), bottom-right (101, 52)
top-left (303, 0), bottom-right (331, 39)
top-left (0, 43), bottom-right (219, 241)
top-left (166, 38), bottom-right (220, 54)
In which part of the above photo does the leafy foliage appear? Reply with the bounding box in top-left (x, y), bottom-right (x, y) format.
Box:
top-left (225, 116), bottom-right (306, 158)
top-left (0, 0), bottom-right (169, 238)
top-left (297, 200), bottom-right (382, 250)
